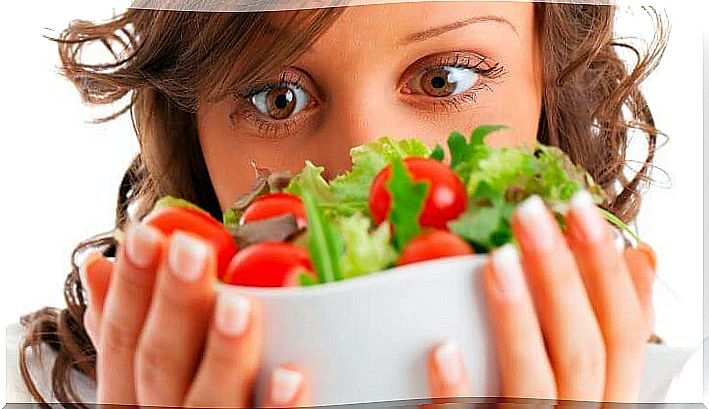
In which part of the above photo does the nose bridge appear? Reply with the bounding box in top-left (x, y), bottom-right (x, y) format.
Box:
top-left (329, 71), bottom-right (398, 146)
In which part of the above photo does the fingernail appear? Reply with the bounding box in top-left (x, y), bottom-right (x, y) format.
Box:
top-left (215, 294), bottom-right (251, 336)
top-left (434, 339), bottom-right (463, 386)
top-left (516, 195), bottom-right (556, 251)
top-left (79, 250), bottom-right (103, 303)
top-left (491, 244), bottom-right (525, 301)
top-left (125, 223), bottom-right (162, 268)
top-left (636, 242), bottom-right (657, 272)
top-left (270, 367), bottom-right (303, 405)
top-left (569, 190), bottom-right (606, 243)
top-left (168, 232), bottom-right (209, 283)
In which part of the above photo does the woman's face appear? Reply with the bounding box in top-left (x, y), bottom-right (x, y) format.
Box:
top-left (197, 1), bottom-right (543, 211)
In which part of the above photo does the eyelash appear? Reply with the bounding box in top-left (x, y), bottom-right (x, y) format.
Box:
top-left (232, 53), bottom-right (507, 137)
top-left (402, 53), bottom-right (507, 112)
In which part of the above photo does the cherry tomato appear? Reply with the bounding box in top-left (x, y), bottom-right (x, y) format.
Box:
top-left (143, 206), bottom-right (238, 279)
top-left (222, 242), bottom-right (316, 287)
top-left (370, 158), bottom-right (467, 230)
top-left (397, 230), bottom-right (474, 266)
top-left (241, 193), bottom-right (308, 229)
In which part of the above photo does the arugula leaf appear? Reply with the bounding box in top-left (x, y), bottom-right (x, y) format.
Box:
top-left (301, 191), bottom-right (343, 283)
top-left (386, 159), bottom-right (429, 250)
top-left (336, 213), bottom-right (397, 279)
top-left (430, 143), bottom-right (445, 162)
top-left (447, 126), bottom-right (507, 185)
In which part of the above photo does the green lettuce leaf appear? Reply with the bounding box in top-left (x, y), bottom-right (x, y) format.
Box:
top-left (330, 137), bottom-right (431, 207)
top-left (336, 213), bottom-right (397, 279)
top-left (301, 191), bottom-right (343, 283)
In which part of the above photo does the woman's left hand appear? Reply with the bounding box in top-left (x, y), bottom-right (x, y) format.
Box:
top-left (426, 191), bottom-right (657, 403)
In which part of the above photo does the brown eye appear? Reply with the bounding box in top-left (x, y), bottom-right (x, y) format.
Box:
top-left (421, 68), bottom-right (455, 97)
top-left (251, 84), bottom-right (309, 119)
top-left (411, 66), bottom-right (479, 98)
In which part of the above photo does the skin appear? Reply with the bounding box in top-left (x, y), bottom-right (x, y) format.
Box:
top-left (79, 2), bottom-right (657, 407)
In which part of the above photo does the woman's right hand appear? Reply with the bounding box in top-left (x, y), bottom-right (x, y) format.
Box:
top-left (80, 222), bottom-right (310, 408)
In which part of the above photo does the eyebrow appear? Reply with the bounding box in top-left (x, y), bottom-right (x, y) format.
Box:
top-left (399, 15), bottom-right (519, 45)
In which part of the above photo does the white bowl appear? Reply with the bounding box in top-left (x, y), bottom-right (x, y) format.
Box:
top-left (217, 255), bottom-right (499, 406)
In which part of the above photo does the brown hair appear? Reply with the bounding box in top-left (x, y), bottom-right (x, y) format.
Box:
top-left (19, 3), bottom-right (667, 407)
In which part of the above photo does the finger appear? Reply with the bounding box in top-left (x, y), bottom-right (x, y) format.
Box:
top-left (135, 231), bottom-right (219, 407)
top-left (263, 365), bottom-right (309, 408)
top-left (482, 245), bottom-right (557, 399)
top-left (97, 223), bottom-right (165, 405)
top-left (512, 195), bottom-right (606, 402)
top-left (185, 294), bottom-right (263, 408)
top-left (565, 191), bottom-right (646, 402)
top-left (624, 247), bottom-right (656, 339)
top-left (79, 251), bottom-right (114, 343)
top-left (427, 339), bottom-right (472, 399)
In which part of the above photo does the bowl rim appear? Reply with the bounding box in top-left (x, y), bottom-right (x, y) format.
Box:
top-left (216, 254), bottom-right (489, 299)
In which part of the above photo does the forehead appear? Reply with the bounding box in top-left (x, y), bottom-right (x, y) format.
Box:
top-left (266, 1), bottom-right (535, 39)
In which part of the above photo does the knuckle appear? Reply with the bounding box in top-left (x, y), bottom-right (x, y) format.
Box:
top-left (135, 337), bottom-right (185, 390)
top-left (560, 342), bottom-right (606, 379)
top-left (100, 317), bottom-right (140, 353)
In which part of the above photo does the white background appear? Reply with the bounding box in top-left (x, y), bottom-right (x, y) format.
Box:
top-left (0, 1), bottom-right (705, 405)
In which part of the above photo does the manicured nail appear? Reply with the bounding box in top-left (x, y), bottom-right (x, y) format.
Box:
top-left (168, 232), bottom-right (209, 283)
top-left (516, 195), bottom-right (556, 251)
top-left (215, 294), bottom-right (251, 336)
top-left (569, 190), bottom-right (606, 243)
top-left (125, 223), bottom-right (162, 268)
top-left (434, 339), bottom-right (464, 386)
top-left (270, 367), bottom-right (303, 405)
top-left (491, 244), bottom-right (525, 301)
top-left (636, 242), bottom-right (657, 272)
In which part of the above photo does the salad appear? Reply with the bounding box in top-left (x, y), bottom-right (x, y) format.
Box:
top-left (123, 125), bottom-right (637, 288)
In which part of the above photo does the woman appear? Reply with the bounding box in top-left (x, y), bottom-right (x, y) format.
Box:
top-left (6, 1), bottom-right (702, 407)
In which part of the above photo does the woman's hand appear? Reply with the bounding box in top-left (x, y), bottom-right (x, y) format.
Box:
top-left (427, 191), bottom-right (657, 403)
top-left (80, 223), bottom-right (309, 408)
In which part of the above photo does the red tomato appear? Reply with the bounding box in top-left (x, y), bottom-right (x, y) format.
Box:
top-left (241, 193), bottom-right (308, 229)
top-left (222, 242), bottom-right (316, 287)
top-left (143, 206), bottom-right (238, 279)
top-left (369, 158), bottom-right (467, 230)
top-left (397, 230), bottom-right (474, 266)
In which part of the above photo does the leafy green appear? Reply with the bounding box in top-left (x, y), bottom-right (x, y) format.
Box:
top-left (430, 143), bottom-right (445, 162)
top-left (448, 126), bottom-right (507, 185)
top-left (299, 273), bottom-right (320, 287)
top-left (301, 191), bottom-right (343, 283)
top-left (286, 137), bottom-right (431, 218)
top-left (223, 208), bottom-right (241, 227)
top-left (336, 213), bottom-right (397, 279)
top-left (448, 181), bottom-right (515, 251)
top-left (329, 137), bottom-right (430, 205)
top-left (386, 159), bottom-right (429, 250)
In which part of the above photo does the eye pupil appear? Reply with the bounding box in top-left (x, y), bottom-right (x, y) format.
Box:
top-left (430, 76), bottom-right (446, 89)
top-left (266, 87), bottom-right (296, 119)
top-left (274, 93), bottom-right (289, 109)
